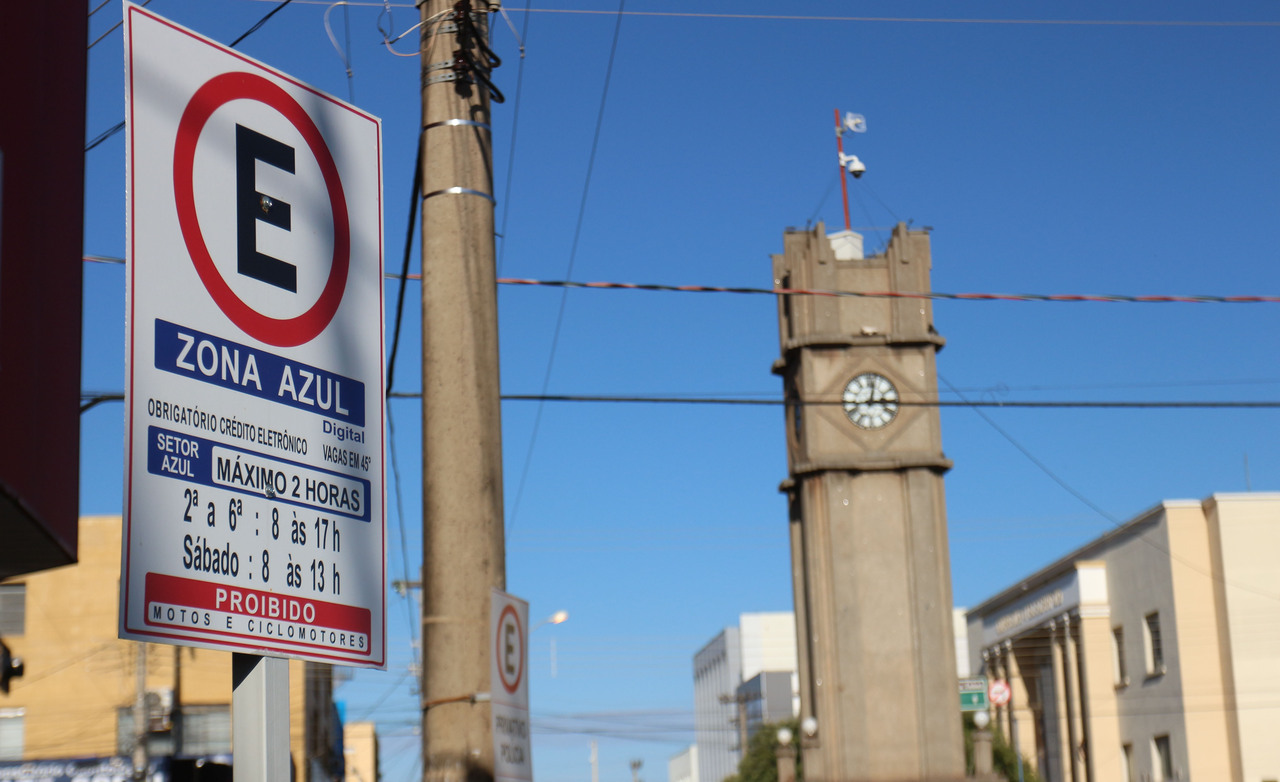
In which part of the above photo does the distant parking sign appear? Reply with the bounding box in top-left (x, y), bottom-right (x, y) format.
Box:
top-left (492, 590), bottom-right (533, 782)
top-left (120, 5), bottom-right (385, 668)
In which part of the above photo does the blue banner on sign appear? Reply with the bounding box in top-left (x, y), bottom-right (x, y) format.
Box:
top-left (154, 319), bottom-right (365, 426)
top-left (148, 425), bottom-right (371, 522)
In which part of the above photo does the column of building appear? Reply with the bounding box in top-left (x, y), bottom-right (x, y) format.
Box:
top-left (1049, 615), bottom-right (1084, 782)
top-left (1076, 606), bottom-right (1123, 782)
top-left (1062, 615), bottom-right (1086, 782)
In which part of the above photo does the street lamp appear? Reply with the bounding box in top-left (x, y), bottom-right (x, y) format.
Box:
top-left (533, 610), bottom-right (569, 677)
top-left (776, 726), bottom-right (796, 782)
top-left (533, 610), bottom-right (569, 631)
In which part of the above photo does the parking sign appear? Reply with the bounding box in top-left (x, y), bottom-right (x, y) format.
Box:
top-left (120, 5), bottom-right (385, 668)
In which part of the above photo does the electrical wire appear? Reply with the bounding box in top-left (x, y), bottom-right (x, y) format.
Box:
top-left (807, 170), bottom-right (840, 229)
top-left (84, 121), bottom-right (126, 153)
top-left (941, 373), bottom-right (1280, 605)
top-left (495, 277), bottom-right (1280, 304)
top-left (940, 374), bottom-right (1120, 524)
top-left (81, 256), bottom-right (1280, 304)
top-left (494, 395), bottom-right (1280, 410)
top-left (451, 1), bottom-right (505, 103)
top-left (494, 0), bottom-right (533, 276)
top-left (80, 391), bottom-right (1280, 412)
top-left (371, 40), bottom-right (432, 678)
top-left (386, 404), bottom-right (420, 666)
top-left (385, 135), bottom-right (424, 398)
top-left (512, 9), bottom-right (1280, 28)
top-left (85, 0), bottom-right (299, 152)
top-left (378, 127), bottom-right (425, 669)
top-left (323, 1), bottom-right (357, 102)
top-left (506, 0), bottom-right (627, 533)
top-left (230, 0), bottom-right (296, 47)
top-left (240, 2), bottom-right (1280, 28)
top-left (87, 0), bottom-right (153, 50)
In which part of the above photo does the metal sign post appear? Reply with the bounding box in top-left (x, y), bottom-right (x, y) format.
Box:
top-left (232, 654), bottom-right (290, 781)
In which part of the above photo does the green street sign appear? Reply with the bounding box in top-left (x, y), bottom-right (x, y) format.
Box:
top-left (959, 676), bottom-right (989, 712)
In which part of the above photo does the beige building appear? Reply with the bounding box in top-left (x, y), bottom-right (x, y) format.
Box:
top-left (966, 493), bottom-right (1280, 782)
top-left (0, 515), bottom-right (344, 780)
top-left (342, 721), bottom-right (378, 782)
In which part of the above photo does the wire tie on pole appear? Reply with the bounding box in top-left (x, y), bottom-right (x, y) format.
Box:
top-left (425, 119), bottom-right (492, 131)
top-left (423, 187), bottom-right (496, 203)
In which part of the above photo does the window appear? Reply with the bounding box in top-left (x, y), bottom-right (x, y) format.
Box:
top-left (180, 705), bottom-right (231, 756)
top-left (1120, 743), bottom-right (1134, 782)
top-left (0, 585), bottom-right (25, 637)
top-left (1152, 735), bottom-right (1173, 782)
top-left (118, 704), bottom-right (230, 757)
top-left (780, 274), bottom-right (793, 339)
top-left (0, 708), bottom-right (23, 761)
top-left (117, 707), bottom-right (173, 759)
top-left (1144, 612), bottom-right (1165, 675)
top-left (1112, 626), bottom-right (1128, 686)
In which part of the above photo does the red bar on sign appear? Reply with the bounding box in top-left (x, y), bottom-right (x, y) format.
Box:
top-left (145, 572), bottom-right (371, 638)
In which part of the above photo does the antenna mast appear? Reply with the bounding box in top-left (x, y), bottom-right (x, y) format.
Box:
top-left (833, 108), bottom-right (867, 232)
top-left (834, 108), bottom-right (851, 231)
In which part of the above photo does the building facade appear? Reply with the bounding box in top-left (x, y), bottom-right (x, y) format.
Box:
top-left (966, 493), bottom-right (1280, 782)
top-left (668, 744), bottom-right (698, 782)
top-left (0, 516), bottom-right (344, 781)
top-left (738, 671), bottom-right (797, 742)
top-left (342, 721), bottom-right (378, 782)
top-left (692, 613), bottom-right (797, 782)
top-left (694, 626), bottom-right (740, 782)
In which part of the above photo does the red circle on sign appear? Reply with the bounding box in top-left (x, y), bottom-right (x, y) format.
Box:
top-left (496, 604), bottom-right (524, 695)
top-left (173, 71), bottom-right (351, 347)
top-left (989, 679), bottom-right (1011, 707)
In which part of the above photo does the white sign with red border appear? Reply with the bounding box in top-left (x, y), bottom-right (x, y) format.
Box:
top-left (120, 4), bottom-right (385, 668)
top-left (989, 679), bottom-right (1012, 707)
top-left (492, 589), bottom-right (532, 782)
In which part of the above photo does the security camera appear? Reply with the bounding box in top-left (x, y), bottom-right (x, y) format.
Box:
top-left (838, 152), bottom-right (866, 179)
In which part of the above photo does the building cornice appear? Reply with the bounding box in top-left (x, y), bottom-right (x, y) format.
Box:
top-left (780, 332), bottom-right (946, 353)
top-left (966, 499), bottom-right (1201, 617)
top-left (789, 453), bottom-right (952, 477)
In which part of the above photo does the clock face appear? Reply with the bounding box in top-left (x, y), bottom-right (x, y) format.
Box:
top-left (842, 372), bottom-right (899, 430)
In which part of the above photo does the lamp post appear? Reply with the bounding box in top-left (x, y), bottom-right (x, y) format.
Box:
top-left (776, 727), bottom-right (797, 782)
top-left (533, 611), bottom-right (569, 678)
top-left (972, 710), bottom-right (994, 779)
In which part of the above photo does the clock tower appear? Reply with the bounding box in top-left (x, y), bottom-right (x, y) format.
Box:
top-left (772, 223), bottom-right (965, 781)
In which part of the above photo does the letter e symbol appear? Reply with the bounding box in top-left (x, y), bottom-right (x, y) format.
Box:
top-left (505, 622), bottom-right (517, 678)
top-left (236, 124), bottom-right (297, 292)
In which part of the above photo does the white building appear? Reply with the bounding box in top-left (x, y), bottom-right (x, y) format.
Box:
top-left (668, 744), bottom-right (698, 782)
top-left (691, 613), bottom-right (797, 782)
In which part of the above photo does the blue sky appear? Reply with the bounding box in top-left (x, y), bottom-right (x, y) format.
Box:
top-left (81, 2), bottom-right (1280, 781)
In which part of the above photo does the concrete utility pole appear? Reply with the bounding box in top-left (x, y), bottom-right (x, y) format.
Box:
top-left (419, 0), bottom-right (506, 781)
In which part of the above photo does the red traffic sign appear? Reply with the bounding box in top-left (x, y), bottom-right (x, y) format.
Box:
top-left (989, 679), bottom-right (1012, 707)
